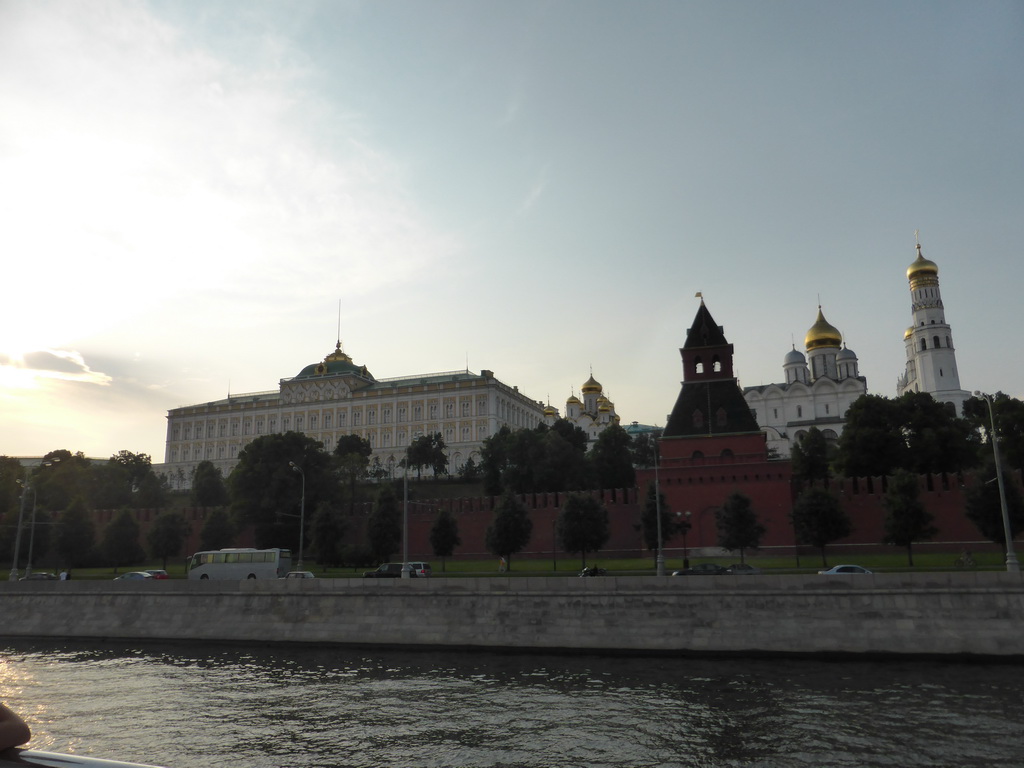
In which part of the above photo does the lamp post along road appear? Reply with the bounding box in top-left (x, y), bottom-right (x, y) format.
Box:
top-left (654, 440), bottom-right (664, 576)
top-left (975, 392), bottom-right (1020, 572)
top-left (8, 484), bottom-right (30, 581)
top-left (288, 462), bottom-right (306, 570)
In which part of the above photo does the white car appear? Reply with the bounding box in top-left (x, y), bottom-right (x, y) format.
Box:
top-left (283, 571), bottom-right (316, 579)
top-left (818, 564), bottom-right (872, 575)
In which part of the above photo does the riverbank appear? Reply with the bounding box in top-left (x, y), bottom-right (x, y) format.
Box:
top-left (2, 572), bottom-right (1023, 657)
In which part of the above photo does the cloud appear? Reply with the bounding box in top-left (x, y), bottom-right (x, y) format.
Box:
top-left (0, 349), bottom-right (112, 388)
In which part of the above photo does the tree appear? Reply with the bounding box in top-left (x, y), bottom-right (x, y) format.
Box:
top-left (147, 510), bottom-right (189, 569)
top-left (199, 508), bottom-right (236, 551)
top-left (639, 481), bottom-right (676, 563)
top-left (54, 496), bottom-right (95, 569)
top-left (535, 430), bottom-right (591, 492)
top-left (837, 393), bottom-right (977, 478)
top-left (367, 484), bottom-right (401, 563)
top-left (715, 492), bottom-right (765, 564)
top-left (883, 469), bottom-right (937, 566)
top-left (628, 430), bottom-right (661, 469)
top-left (589, 424), bottom-right (636, 490)
top-left (191, 461), bottom-right (229, 507)
top-left (429, 508), bottom-right (461, 571)
top-left (556, 493), bottom-right (610, 568)
top-left (406, 433), bottom-right (448, 480)
top-left (964, 461), bottom-right (1024, 548)
top-left (484, 492), bottom-right (533, 570)
top-left (790, 427), bottom-right (833, 487)
top-left (458, 457), bottom-right (480, 481)
top-left (836, 396), bottom-right (908, 477)
top-left (229, 433), bottom-right (340, 550)
top-left (309, 501), bottom-right (347, 569)
top-left (135, 470), bottom-right (169, 509)
top-left (790, 487), bottom-right (852, 567)
top-left (335, 435), bottom-right (373, 513)
top-left (101, 510), bottom-right (145, 572)
top-left (964, 393), bottom-right (1024, 472)
top-left (33, 451), bottom-right (92, 512)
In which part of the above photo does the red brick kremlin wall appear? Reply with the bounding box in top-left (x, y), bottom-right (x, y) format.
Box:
top-left (91, 470), bottom-right (1014, 567)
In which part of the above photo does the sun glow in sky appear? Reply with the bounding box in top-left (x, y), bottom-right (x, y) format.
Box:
top-left (2, 0), bottom-right (1023, 464)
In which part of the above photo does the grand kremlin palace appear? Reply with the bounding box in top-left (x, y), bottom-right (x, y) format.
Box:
top-left (163, 342), bottom-right (547, 487)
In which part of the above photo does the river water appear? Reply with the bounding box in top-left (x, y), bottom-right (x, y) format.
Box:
top-left (1, 640), bottom-right (1022, 768)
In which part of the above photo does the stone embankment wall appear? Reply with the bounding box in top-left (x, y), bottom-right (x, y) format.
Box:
top-left (2, 573), bottom-right (1022, 657)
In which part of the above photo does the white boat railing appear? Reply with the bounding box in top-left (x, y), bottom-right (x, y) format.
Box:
top-left (0, 749), bottom-right (166, 768)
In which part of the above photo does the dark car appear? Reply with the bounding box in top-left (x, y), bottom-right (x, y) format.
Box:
top-left (672, 563), bottom-right (730, 576)
top-left (113, 571), bottom-right (154, 580)
top-left (363, 563), bottom-right (416, 578)
top-left (727, 563), bottom-right (761, 575)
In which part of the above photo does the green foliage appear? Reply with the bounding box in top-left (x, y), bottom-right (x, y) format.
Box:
top-left (406, 433), bottom-right (449, 479)
top-left (458, 457), bottom-right (480, 481)
top-left (485, 492), bottom-right (533, 567)
top-left (191, 461), bottom-right (229, 507)
top-left (715, 492), bottom-right (765, 562)
top-left (480, 422), bottom-right (591, 495)
top-left (628, 431), bottom-right (660, 469)
top-left (229, 432), bottom-right (340, 549)
top-left (335, 434), bottom-right (373, 512)
top-left (639, 481), bottom-right (678, 554)
top-left (199, 508), bottom-right (236, 551)
top-left (790, 427), bottom-right (833, 486)
top-left (0, 456), bottom-right (26, 525)
top-left (367, 483), bottom-right (401, 563)
top-left (589, 424), bottom-right (636, 490)
top-left (147, 510), bottom-right (189, 569)
top-left (556, 493), bottom-right (610, 567)
top-left (101, 510), bottom-right (145, 571)
top-left (54, 497), bottom-right (95, 568)
top-left (429, 508), bottom-right (462, 569)
top-left (883, 469), bottom-right (937, 566)
top-left (309, 501), bottom-right (347, 568)
top-left (837, 393), bottom-right (977, 477)
top-left (965, 393), bottom-right (1024, 472)
top-left (790, 487), bottom-right (852, 567)
top-left (34, 451), bottom-right (92, 512)
top-left (964, 461), bottom-right (1024, 547)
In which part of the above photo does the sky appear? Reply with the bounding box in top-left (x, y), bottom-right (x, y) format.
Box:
top-left (1, 0), bottom-right (1022, 464)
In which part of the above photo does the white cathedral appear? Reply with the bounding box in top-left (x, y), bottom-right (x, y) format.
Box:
top-left (744, 240), bottom-right (969, 458)
top-left (542, 373), bottom-right (621, 439)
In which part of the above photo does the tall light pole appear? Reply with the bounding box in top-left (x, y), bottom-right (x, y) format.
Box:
top-left (402, 461), bottom-right (410, 578)
top-left (288, 462), bottom-right (306, 569)
top-left (654, 438), bottom-right (664, 576)
top-left (24, 486), bottom-right (39, 577)
top-left (8, 481), bottom-right (31, 581)
top-left (682, 510), bottom-right (692, 569)
top-left (974, 392), bottom-right (1020, 572)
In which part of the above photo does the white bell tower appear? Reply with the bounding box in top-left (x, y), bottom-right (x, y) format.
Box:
top-left (896, 237), bottom-right (969, 414)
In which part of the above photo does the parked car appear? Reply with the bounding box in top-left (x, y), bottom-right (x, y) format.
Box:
top-left (284, 571), bottom-right (316, 579)
top-left (579, 566), bottom-right (607, 577)
top-left (145, 570), bottom-right (169, 579)
top-left (672, 563), bottom-right (730, 576)
top-left (818, 564), bottom-right (873, 575)
top-left (408, 562), bottom-right (432, 577)
top-left (727, 563), bottom-right (761, 575)
top-left (19, 572), bottom-right (58, 581)
top-left (363, 563), bottom-right (416, 578)
top-left (114, 571), bottom-right (154, 580)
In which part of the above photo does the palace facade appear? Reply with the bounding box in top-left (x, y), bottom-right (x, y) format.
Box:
top-left (163, 341), bottom-right (546, 487)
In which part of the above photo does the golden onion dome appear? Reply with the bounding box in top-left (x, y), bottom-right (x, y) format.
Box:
top-left (907, 244), bottom-right (938, 280)
top-left (804, 307), bottom-right (843, 351)
top-left (566, 394), bottom-right (582, 405)
top-left (904, 326), bottom-right (914, 340)
top-left (581, 374), bottom-right (602, 394)
top-left (598, 402), bottom-right (612, 413)
top-left (543, 404), bottom-right (558, 416)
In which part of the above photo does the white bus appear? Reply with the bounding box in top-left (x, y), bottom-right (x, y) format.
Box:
top-left (186, 548), bottom-right (292, 580)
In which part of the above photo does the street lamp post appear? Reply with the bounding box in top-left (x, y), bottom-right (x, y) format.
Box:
top-left (8, 483), bottom-right (30, 581)
top-left (974, 391), bottom-right (1020, 572)
top-left (682, 510), bottom-right (692, 569)
top-left (402, 463), bottom-right (410, 578)
top-left (24, 487), bottom-right (39, 578)
top-left (654, 443), bottom-right (664, 576)
top-left (288, 462), bottom-right (306, 569)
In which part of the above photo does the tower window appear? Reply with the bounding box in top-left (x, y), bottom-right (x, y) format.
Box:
top-left (797, 406), bottom-right (803, 418)
top-left (933, 336), bottom-right (941, 348)
top-left (920, 339), bottom-right (927, 351)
